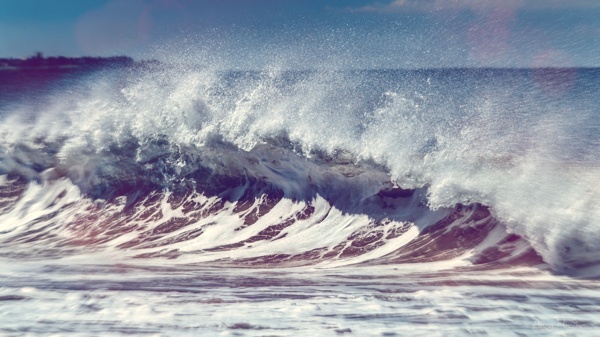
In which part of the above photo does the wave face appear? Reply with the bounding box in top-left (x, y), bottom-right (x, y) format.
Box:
top-left (1, 65), bottom-right (599, 274)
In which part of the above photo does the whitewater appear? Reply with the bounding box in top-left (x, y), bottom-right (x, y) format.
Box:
top-left (0, 61), bottom-right (599, 336)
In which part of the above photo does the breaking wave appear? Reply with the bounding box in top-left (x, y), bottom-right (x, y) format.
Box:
top-left (1, 64), bottom-right (599, 275)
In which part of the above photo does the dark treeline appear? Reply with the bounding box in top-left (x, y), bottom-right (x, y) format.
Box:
top-left (0, 52), bottom-right (134, 70)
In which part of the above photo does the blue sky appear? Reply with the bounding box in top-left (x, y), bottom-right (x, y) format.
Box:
top-left (1, 0), bottom-right (600, 68)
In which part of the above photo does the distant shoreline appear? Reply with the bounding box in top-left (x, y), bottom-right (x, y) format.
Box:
top-left (0, 53), bottom-right (136, 71)
top-left (1, 54), bottom-right (598, 72)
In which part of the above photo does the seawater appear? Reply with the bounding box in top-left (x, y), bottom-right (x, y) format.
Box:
top-left (0, 65), bottom-right (599, 336)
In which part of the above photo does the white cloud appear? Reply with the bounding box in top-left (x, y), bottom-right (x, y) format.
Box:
top-left (353, 0), bottom-right (600, 13)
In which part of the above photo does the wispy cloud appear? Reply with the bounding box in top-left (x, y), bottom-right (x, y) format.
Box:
top-left (353, 0), bottom-right (600, 13)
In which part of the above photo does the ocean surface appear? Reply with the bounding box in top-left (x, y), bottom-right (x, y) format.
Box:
top-left (0, 65), bottom-right (599, 336)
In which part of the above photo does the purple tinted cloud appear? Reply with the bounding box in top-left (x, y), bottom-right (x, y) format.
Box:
top-left (353, 0), bottom-right (600, 13)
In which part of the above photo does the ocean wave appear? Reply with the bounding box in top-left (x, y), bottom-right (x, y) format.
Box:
top-left (0, 65), bottom-right (598, 275)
